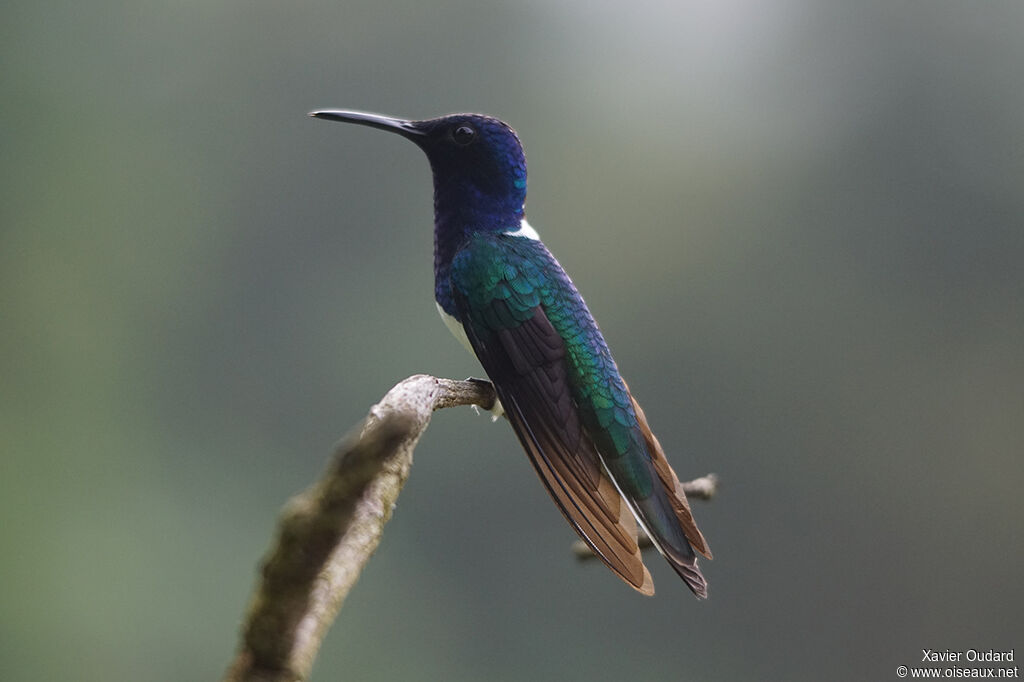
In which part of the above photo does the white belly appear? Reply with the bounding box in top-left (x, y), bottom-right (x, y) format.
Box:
top-left (436, 302), bottom-right (475, 355)
top-left (435, 302), bottom-right (504, 419)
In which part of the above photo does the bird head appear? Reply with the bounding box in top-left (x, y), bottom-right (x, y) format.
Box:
top-left (311, 110), bottom-right (527, 229)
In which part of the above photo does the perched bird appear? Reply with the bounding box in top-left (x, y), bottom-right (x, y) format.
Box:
top-left (310, 109), bottom-right (711, 597)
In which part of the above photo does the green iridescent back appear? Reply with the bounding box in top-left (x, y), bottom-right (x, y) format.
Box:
top-left (451, 232), bottom-right (655, 498)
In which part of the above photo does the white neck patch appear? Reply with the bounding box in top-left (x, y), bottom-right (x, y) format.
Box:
top-left (505, 218), bottom-right (540, 240)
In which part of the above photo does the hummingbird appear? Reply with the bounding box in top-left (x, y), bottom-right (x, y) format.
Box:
top-left (310, 109), bottom-right (712, 597)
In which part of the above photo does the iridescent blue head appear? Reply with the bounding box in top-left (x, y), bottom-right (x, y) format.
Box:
top-left (310, 110), bottom-right (527, 231)
top-left (311, 109), bottom-right (529, 314)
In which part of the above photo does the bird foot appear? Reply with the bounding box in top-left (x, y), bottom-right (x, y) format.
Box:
top-left (464, 377), bottom-right (504, 420)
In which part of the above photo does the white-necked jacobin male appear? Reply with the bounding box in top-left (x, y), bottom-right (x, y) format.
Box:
top-left (310, 109), bottom-right (711, 597)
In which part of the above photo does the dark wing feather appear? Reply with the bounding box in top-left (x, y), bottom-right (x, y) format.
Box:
top-left (458, 297), bottom-right (654, 595)
top-left (625, 384), bottom-right (712, 560)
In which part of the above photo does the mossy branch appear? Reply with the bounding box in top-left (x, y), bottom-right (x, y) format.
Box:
top-left (223, 375), bottom-right (496, 682)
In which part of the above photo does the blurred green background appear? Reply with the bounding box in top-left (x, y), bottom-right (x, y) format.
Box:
top-left (3, 1), bottom-right (1022, 680)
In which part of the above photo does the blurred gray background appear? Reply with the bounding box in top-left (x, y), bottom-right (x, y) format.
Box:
top-left (2, 1), bottom-right (1021, 680)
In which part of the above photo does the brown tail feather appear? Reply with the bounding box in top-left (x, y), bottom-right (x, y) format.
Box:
top-left (627, 391), bottom-right (712, 560)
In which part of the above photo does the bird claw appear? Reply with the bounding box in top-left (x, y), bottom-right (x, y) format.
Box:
top-left (463, 377), bottom-right (504, 420)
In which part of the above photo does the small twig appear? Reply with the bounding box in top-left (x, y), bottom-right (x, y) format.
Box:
top-left (571, 473), bottom-right (719, 559)
top-left (678, 472), bottom-right (719, 501)
top-left (223, 375), bottom-right (496, 682)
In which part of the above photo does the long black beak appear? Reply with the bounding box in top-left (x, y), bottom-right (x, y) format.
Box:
top-left (309, 109), bottom-right (424, 139)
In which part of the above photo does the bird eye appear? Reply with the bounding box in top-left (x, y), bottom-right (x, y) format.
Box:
top-left (452, 125), bottom-right (476, 145)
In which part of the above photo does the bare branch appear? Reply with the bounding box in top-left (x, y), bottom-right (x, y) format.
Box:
top-left (571, 473), bottom-right (719, 559)
top-left (223, 375), bottom-right (496, 682)
top-left (223, 375), bottom-right (718, 681)
top-left (679, 472), bottom-right (719, 501)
